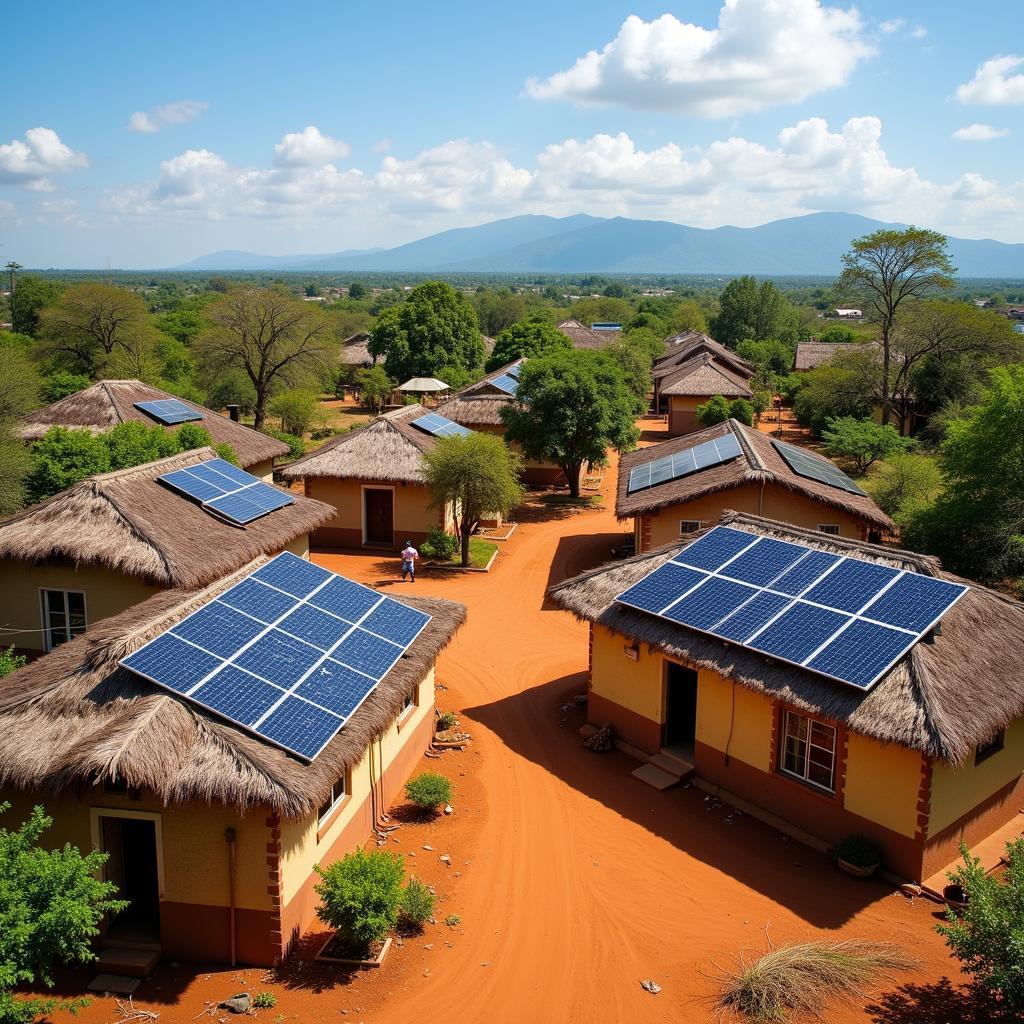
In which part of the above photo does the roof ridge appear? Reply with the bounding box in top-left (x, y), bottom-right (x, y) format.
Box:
top-left (100, 380), bottom-right (127, 424)
top-left (730, 420), bottom-right (766, 473)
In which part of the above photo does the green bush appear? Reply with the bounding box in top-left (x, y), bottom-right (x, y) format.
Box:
top-left (436, 711), bottom-right (458, 731)
top-left (251, 992), bottom-right (277, 1010)
top-left (404, 772), bottom-right (453, 811)
top-left (0, 646), bottom-right (26, 679)
top-left (420, 526), bottom-right (458, 562)
top-left (399, 877), bottom-right (435, 931)
top-left (834, 835), bottom-right (881, 868)
top-left (314, 849), bottom-right (405, 950)
top-left (263, 428), bottom-right (305, 459)
top-left (728, 398), bottom-right (755, 426)
top-left (695, 394), bottom-right (732, 427)
top-left (269, 388), bottom-right (320, 436)
top-left (444, 914), bottom-right (461, 927)
top-left (40, 372), bottom-right (90, 404)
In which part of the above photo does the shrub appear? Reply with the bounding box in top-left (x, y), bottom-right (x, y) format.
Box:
top-left (444, 914), bottom-right (461, 927)
top-left (0, 646), bottom-right (26, 679)
top-left (251, 992), bottom-right (277, 1010)
top-left (718, 940), bottom-right (916, 1023)
top-left (40, 372), bottom-right (90, 404)
top-left (436, 711), bottom-right (458, 731)
top-left (269, 388), bottom-right (319, 437)
top-left (834, 835), bottom-right (881, 869)
top-left (399, 877), bottom-right (435, 931)
top-left (695, 394), bottom-right (732, 427)
top-left (25, 427), bottom-right (111, 503)
top-left (728, 398), bottom-right (755, 426)
top-left (314, 849), bottom-right (405, 950)
top-left (420, 526), bottom-right (458, 562)
top-left (263, 428), bottom-right (305, 459)
top-left (404, 772), bottom-right (452, 811)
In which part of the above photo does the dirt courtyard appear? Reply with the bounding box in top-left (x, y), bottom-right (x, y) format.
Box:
top-left (45, 441), bottom-right (975, 1024)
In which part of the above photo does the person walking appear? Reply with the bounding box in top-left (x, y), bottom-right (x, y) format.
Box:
top-left (400, 540), bottom-right (419, 583)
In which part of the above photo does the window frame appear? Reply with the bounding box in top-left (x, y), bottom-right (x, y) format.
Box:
top-left (39, 588), bottom-right (88, 652)
top-left (975, 729), bottom-right (1005, 766)
top-left (398, 683), bottom-right (418, 726)
top-left (778, 709), bottom-right (838, 794)
top-left (317, 773), bottom-right (349, 833)
top-left (679, 520), bottom-right (702, 536)
top-left (816, 524), bottom-right (841, 536)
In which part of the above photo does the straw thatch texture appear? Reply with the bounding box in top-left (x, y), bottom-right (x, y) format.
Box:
top-left (0, 557), bottom-right (467, 817)
top-left (557, 319), bottom-right (621, 350)
top-left (659, 353), bottom-right (755, 398)
top-left (280, 406), bottom-right (435, 483)
top-left (435, 359), bottom-right (520, 427)
top-left (20, 380), bottom-right (289, 468)
top-left (0, 447), bottom-right (335, 588)
top-left (616, 419), bottom-right (893, 530)
top-left (794, 342), bottom-right (845, 371)
top-left (658, 333), bottom-right (755, 379)
top-left (550, 512), bottom-right (1024, 765)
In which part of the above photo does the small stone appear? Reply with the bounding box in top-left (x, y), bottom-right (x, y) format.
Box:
top-left (444, 804), bottom-right (453, 815)
top-left (423, 844), bottom-right (434, 851)
top-left (640, 979), bottom-right (661, 995)
top-left (220, 993), bottom-right (251, 1014)
top-left (440, 854), bottom-right (451, 864)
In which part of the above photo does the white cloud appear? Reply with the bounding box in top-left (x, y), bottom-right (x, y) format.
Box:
top-left (879, 18), bottom-right (904, 33)
top-left (951, 173), bottom-right (999, 201)
top-left (0, 127), bottom-right (88, 190)
top-left (127, 99), bottom-right (209, 134)
top-left (372, 138), bottom-right (392, 153)
top-left (526, 0), bottom-right (874, 117)
top-left (273, 126), bottom-right (350, 167)
top-left (911, 26), bottom-right (927, 39)
top-left (952, 123), bottom-right (1009, 141)
top-left (956, 55), bottom-right (1024, 105)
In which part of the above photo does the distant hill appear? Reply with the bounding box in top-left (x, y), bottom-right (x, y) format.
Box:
top-left (177, 212), bottom-right (1024, 277)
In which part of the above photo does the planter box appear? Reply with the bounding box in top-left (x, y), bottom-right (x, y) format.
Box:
top-left (424, 548), bottom-right (498, 573)
top-left (315, 935), bottom-right (392, 968)
top-left (837, 858), bottom-right (879, 879)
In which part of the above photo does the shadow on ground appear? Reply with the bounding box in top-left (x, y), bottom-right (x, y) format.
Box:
top-left (866, 977), bottom-right (1001, 1023)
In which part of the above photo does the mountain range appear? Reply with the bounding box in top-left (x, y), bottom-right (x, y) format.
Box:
top-left (175, 212), bottom-right (1024, 277)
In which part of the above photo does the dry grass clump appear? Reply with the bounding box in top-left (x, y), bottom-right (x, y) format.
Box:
top-left (717, 939), bottom-right (918, 1022)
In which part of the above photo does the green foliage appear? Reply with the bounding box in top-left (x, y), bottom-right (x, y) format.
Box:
top-left (404, 772), bottom-right (453, 810)
top-left (0, 803), bottom-right (128, 1024)
top-left (420, 526), bottom-right (459, 563)
top-left (567, 296), bottom-right (632, 327)
top-left (263, 429), bottom-right (305, 460)
top-left (736, 339), bottom-right (795, 375)
top-left (473, 288), bottom-right (528, 337)
top-left (712, 276), bottom-right (800, 347)
top-left (602, 330), bottom-right (665, 401)
top-left (834, 835), bottom-right (881, 868)
top-left (777, 373), bottom-right (805, 403)
top-left (501, 349), bottom-right (641, 497)
top-left (154, 308), bottom-right (205, 346)
top-left (314, 849), bottom-right (404, 950)
top-left (354, 366), bottom-right (394, 414)
top-left (436, 710), bottom-right (458, 731)
top-left (485, 317), bottom-right (570, 372)
top-left (937, 839), bottom-right (1024, 1012)
top-left (269, 388), bottom-right (319, 437)
top-left (0, 647), bottom-right (26, 680)
top-left (421, 433), bottom-right (523, 566)
top-left (793, 356), bottom-right (876, 435)
top-left (369, 281), bottom-right (483, 382)
top-left (822, 417), bottom-right (917, 475)
top-left (399, 877), bottom-right (435, 931)
top-left (864, 454), bottom-right (942, 521)
top-left (728, 398), bottom-right (755, 426)
top-left (103, 421), bottom-right (179, 470)
top-left (251, 992), bottom-right (277, 1010)
top-left (667, 298), bottom-right (709, 335)
top-left (695, 395), bottom-right (732, 427)
top-left (348, 281), bottom-right (367, 300)
top-left (25, 428), bottom-right (111, 503)
top-left (10, 277), bottom-right (62, 337)
top-left (444, 914), bottom-right (461, 927)
top-left (0, 347), bottom-right (40, 514)
top-left (39, 372), bottom-right (90, 404)
top-left (818, 323), bottom-right (857, 345)
top-left (207, 369), bottom-right (258, 416)
top-left (0, 332), bottom-right (35, 352)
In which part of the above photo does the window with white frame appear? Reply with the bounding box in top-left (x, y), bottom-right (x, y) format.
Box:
top-left (817, 524), bottom-right (841, 536)
top-left (400, 685), bottom-right (417, 718)
top-left (779, 710), bottom-right (837, 792)
top-left (679, 520), bottom-right (702, 535)
top-left (40, 589), bottom-right (87, 651)
top-left (318, 774), bottom-right (348, 827)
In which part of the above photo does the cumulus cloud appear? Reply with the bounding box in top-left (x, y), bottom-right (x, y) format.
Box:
top-left (879, 18), bottom-right (904, 33)
top-left (956, 55), bottom-right (1024, 105)
top-left (273, 126), bottom-right (350, 166)
top-left (952, 123), bottom-right (1009, 141)
top-left (128, 99), bottom-right (209, 134)
top-left (0, 127), bottom-right (88, 190)
top-left (526, 0), bottom-right (874, 117)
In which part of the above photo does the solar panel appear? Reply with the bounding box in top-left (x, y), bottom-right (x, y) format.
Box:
top-left (627, 432), bottom-right (743, 493)
top-left (159, 458), bottom-right (295, 527)
top-left (134, 399), bottom-right (203, 425)
top-left (506, 361), bottom-right (524, 380)
top-left (488, 373), bottom-right (519, 395)
top-left (411, 412), bottom-right (473, 438)
top-left (615, 525), bottom-right (968, 691)
top-left (772, 439), bottom-right (867, 496)
top-left (120, 551), bottom-right (432, 761)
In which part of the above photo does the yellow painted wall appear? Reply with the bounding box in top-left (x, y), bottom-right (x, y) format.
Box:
top-left (284, 534), bottom-right (310, 558)
top-left (694, 669), bottom-right (774, 771)
top-left (843, 734), bottom-right (922, 838)
top-left (464, 423), bottom-right (570, 478)
top-left (930, 718), bottom-right (1024, 835)
top-left (591, 625), bottom-right (663, 723)
top-left (279, 669), bottom-right (434, 903)
top-left (248, 458), bottom-right (275, 483)
top-left (640, 481), bottom-right (870, 551)
top-left (305, 477), bottom-right (449, 539)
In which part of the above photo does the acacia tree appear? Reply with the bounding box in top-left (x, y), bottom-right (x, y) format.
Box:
top-left (421, 433), bottom-right (524, 567)
top-left (197, 288), bottom-right (333, 429)
top-left (838, 228), bottom-right (955, 426)
top-left (501, 349), bottom-right (642, 497)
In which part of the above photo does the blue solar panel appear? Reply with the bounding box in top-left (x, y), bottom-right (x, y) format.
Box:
top-left (134, 399), bottom-right (203, 425)
top-left (612, 525), bottom-right (967, 691)
top-left (489, 373), bottom-right (519, 395)
top-left (627, 431), bottom-right (743, 493)
top-left (120, 552), bottom-right (433, 761)
top-left (206, 486), bottom-right (294, 525)
top-left (413, 412), bottom-right (474, 438)
top-left (160, 468), bottom-right (224, 502)
top-left (159, 458), bottom-right (295, 527)
top-left (506, 361), bottom-right (524, 380)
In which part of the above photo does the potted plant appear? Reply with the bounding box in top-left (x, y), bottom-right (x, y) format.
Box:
top-left (835, 835), bottom-right (882, 878)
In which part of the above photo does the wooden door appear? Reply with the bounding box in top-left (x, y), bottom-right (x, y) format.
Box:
top-left (364, 488), bottom-right (394, 545)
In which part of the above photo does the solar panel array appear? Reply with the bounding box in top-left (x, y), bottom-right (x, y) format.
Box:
top-left (615, 525), bottom-right (967, 690)
top-left (120, 551), bottom-right (432, 761)
top-left (160, 458), bottom-right (295, 526)
top-left (134, 399), bottom-right (203, 425)
top-left (411, 412), bottom-right (472, 438)
top-left (627, 432), bottom-right (743, 493)
top-left (772, 439), bottom-right (867, 497)
top-left (488, 373), bottom-right (519, 395)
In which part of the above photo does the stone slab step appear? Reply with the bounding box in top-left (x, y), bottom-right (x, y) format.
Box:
top-left (649, 752), bottom-right (695, 780)
top-left (88, 974), bottom-right (141, 995)
top-left (631, 763), bottom-right (680, 790)
top-left (95, 946), bottom-right (160, 978)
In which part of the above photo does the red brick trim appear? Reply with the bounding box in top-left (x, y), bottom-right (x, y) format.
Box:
top-left (265, 813), bottom-right (284, 962)
top-left (916, 757), bottom-right (934, 842)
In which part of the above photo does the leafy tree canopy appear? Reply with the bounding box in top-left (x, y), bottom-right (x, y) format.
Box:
top-left (821, 416), bottom-right (917, 475)
top-left (486, 316), bottom-right (571, 372)
top-left (39, 371), bottom-right (91, 404)
top-left (793, 351), bottom-right (877, 435)
top-left (354, 365), bottom-right (395, 414)
top-left (695, 395), bottom-right (732, 427)
top-left (314, 849), bottom-right (405, 951)
top-left (10, 276), bottom-right (62, 337)
top-left (711, 276), bottom-right (801, 348)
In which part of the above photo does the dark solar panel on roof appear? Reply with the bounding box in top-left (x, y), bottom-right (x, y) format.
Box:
top-left (158, 458), bottom-right (295, 527)
top-left (412, 412), bottom-right (473, 438)
top-left (488, 373), bottom-right (519, 395)
top-left (772, 438), bottom-right (867, 496)
top-left (627, 432), bottom-right (743, 494)
top-left (134, 399), bottom-right (203, 425)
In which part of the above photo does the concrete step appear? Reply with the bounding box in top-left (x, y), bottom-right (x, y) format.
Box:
top-left (95, 946), bottom-right (160, 978)
top-left (88, 974), bottom-right (141, 995)
top-left (649, 751), bottom-right (695, 780)
top-left (631, 763), bottom-right (681, 790)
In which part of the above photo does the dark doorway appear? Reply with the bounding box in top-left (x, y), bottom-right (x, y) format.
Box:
top-left (101, 817), bottom-right (160, 943)
top-left (664, 662), bottom-right (698, 754)
top-left (364, 488), bottom-right (394, 545)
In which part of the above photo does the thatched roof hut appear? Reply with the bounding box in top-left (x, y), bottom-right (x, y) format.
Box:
top-left (551, 511), bottom-right (1024, 766)
top-left (616, 419), bottom-right (893, 532)
top-left (0, 447), bottom-right (334, 589)
top-left (655, 333), bottom-right (754, 380)
top-left (339, 333), bottom-right (374, 367)
top-left (794, 342), bottom-right (844, 371)
top-left (280, 406), bottom-right (437, 483)
top-left (19, 380), bottom-right (288, 469)
top-left (658, 353), bottom-right (754, 399)
top-left (0, 557), bottom-right (466, 817)
top-left (435, 360), bottom-right (519, 428)
top-left (557, 319), bottom-right (621, 350)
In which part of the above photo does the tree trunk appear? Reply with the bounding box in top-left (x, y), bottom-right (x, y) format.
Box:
top-left (880, 324), bottom-right (892, 426)
top-left (460, 522), bottom-right (471, 568)
top-left (565, 461), bottom-right (582, 498)
top-left (254, 389), bottom-right (268, 431)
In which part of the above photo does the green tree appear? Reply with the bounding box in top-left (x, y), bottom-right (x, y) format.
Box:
top-left (102, 421), bottom-right (179, 470)
top-left (314, 849), bottom-right (405, 951)
top-left (667, 298), bottom-right (709, 335)
top-left (865, 453), bottom-right (942, 521)
top-left (486, 317), bottom-right (571, 371)
top-left (269, 388), bottom-right (320, 436)
top-left (10, 276), bottom-right (62, 337)
top-left (822, 416), bottom-right (917, 474)
top-left (937, 839), bottom-right (1024, 1013)
top-left (355, 366), bottom-right (395, 414)
top-left (567, 296), bottom-right (633, 327)
top-left (501, 349), bottom-right (641, 498)
top-left (838, 227), bottom-right (956, 425)
top-left (369, 281), bottom-right (483, 383)
top-left (601, 330), bottom-right (664, 402)
top-left (347, 281), bottom-right (366, 300)
top-left (736, 339), bottom-right (795, 375)
top-left (39, 371), bottom-right (90, 404)
top-left (793, 351), bottom-right (877, 435)
top-left (207, 369), bottom-right (257, 416)
top-left (197, 288), bottom-right (333, 429)
top-left (0, 803), bottom-right (128, 1024)
top-left (0, 347), bottom-right (40, 514)
top-left (421, 433), bottom-right (523, 566)
top-left (695, 395), bottom-right (732, 427)
top-left (0, 646), bottom-right (26, 679)
top-left (712, 277), bottom-right (798, 347)
top-left (818, 323), bottom-right (858, 344)
top-left (174, 422), bottom-right (238, 464)
top-left (474, 289), bottom-right (526, 337)
top-left (154, 308), bottom-right (205, 346)
top-left (728, 398), bottom-right (755, 426)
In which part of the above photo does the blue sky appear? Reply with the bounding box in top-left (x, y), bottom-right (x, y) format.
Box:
top-left (3, 0), bottom-right (1023, 267)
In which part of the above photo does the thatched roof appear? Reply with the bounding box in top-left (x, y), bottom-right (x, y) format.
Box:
top-left (659, 353), bottom-right (754, 398)
top-left (20, 380), bottom-right (288, 469)
top-left (557, 319), bottom-right (621, 350)
top-left (655, 334), bottom-right (754, 380)
top-left (550, 512), bottom-right (1024, 765)
top-left (616, 419), bottom-right (893, 530)
top-left (340, 333), bottom-right (374, 366)
top-left (435, 360), bottom-right (519, 427)
top-left (794, 342), bottom-right (844, 371)
top-left (0, 448), bottom-right (335, 588)
top-left (280, 406), bottom-right (436, 483)
top-left (0, 558), bottom-right (466, 817)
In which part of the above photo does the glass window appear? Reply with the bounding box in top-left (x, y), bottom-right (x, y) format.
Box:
top-left (679, 520), bottom-right (702, 535)
top-left (817, 524), bottom-right (841, 536)
top-left (318, 775), bottom-right (347, 827)
top-left (975, 730), bottom-right (1005, 765)
top-left (41, 590), bottom-right (87, 651)
top-left (400, 686), bottom-right (417, 717)
top-left (780, 710), bottom-right (836, 792)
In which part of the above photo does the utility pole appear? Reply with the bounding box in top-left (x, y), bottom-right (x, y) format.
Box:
top-left (4, 261), bottom-right (21, 295)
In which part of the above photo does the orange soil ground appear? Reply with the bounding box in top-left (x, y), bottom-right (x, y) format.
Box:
top-left (43, 420), bottom-right (974, 1024)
